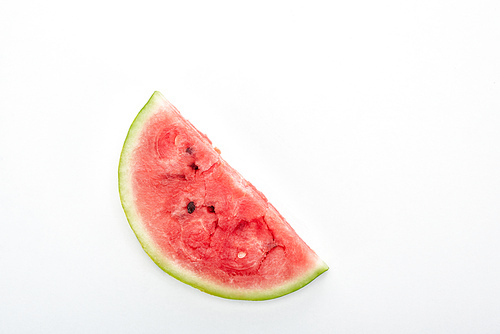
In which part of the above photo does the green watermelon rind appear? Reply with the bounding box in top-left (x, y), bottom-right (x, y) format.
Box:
top-left (118, 91), bottom-right (329, 300)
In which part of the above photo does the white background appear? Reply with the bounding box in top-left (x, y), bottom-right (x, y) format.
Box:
top-left (1, 0), bottom-right (499, 333)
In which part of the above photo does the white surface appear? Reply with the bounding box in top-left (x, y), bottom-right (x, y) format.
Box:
top-left (1, 0), bottom-right (499, 333)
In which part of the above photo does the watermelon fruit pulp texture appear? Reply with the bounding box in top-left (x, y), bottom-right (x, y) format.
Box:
top-left (119, 92), bottom-right (328, 300)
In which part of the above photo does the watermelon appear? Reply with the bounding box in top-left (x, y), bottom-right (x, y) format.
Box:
top-left (119, 92), bottom-right (328, 300)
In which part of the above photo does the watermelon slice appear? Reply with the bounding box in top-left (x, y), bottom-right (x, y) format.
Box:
top-left (119, 92), bottom-right (328, 300)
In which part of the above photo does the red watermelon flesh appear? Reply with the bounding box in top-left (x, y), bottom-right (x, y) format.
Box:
top-left (119, 92), bottom-right (328, 300)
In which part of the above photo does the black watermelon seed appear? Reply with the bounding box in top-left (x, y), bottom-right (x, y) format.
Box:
top-left (207, 205), bottom-right (215, 213)
top-left (186, 147), bottom-right (193, 154)
top-left (187, 201), bottom-right (195, 214)
top-left (190, 163), bottom-right (199, 170)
